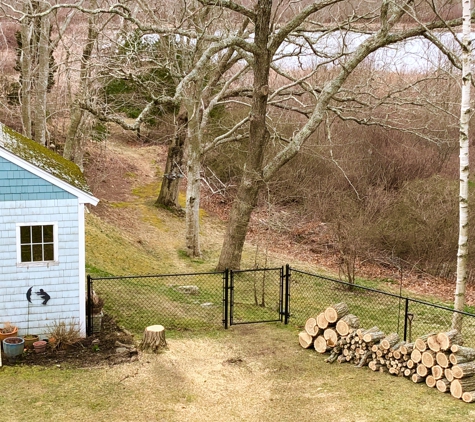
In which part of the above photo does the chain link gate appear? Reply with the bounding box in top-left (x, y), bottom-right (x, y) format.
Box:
top-left (222, 265), bottom-right (290, 328)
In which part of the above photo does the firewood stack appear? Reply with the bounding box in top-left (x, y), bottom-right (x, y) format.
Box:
top-left (299, 303), bottom-right (475, 403)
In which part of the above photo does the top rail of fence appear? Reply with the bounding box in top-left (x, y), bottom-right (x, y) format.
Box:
top-left (89, 270), bottom-right (224, 281)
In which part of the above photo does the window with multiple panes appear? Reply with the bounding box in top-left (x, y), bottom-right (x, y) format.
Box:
top-left (17, 223), bottom-right (57, 264)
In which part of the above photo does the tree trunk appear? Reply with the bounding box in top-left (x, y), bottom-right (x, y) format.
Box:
top-left (33, 7), bottom-right (51, 146)
top-left (64, 12), bottom-right (98, 168)
top-left (411, 349), bottom-right (422, 363)
top-left (19, 6), bottom-right (33, 139)
top-left (416, 364), bottom-right (429, 378)
top-left (414, 333), bottom-right (436, 352)
top-left (452, 0), bottom-right (472, 332)
top-left (156, 111), bottom-right (187, 210)
top-left (445, 368), bottom-right (454, 382)
top-left (139, 325), bottom-right (167, 352)
top-left (411, 374), bottom-right (425, 383)
top-left (216, 0), bottom-right (272, 270)
top-left (185, 104), bottom-right (202, 258)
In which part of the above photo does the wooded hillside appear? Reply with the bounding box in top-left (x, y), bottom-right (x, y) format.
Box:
top-left (0, 0), bottom-right (473, 292)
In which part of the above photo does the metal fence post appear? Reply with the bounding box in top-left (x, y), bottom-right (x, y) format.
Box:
top-left (223, 269), bottom-right (229, 329)
top-left (279, 266), bottom-right (284, 322)
top-left (403, 298), bottom-right (409, 341)
top-left (230, 269), bottom-right (234, 326)
top-left (284, 264), bottom-right (291, 324)
top-left (86, 275), bottom-right (92, 336)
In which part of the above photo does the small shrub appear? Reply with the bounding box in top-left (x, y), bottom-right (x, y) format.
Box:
top-left (0, 321), bottom-right (17, 334)
top-left (46, 319), bottom-right (81, 350)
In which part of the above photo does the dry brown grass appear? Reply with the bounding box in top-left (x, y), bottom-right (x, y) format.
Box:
top-left (2, 324), bottom-right (475, 421)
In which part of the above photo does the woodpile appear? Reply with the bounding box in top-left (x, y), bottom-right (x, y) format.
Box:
top-left (300, 304), bottom-right (475, 403)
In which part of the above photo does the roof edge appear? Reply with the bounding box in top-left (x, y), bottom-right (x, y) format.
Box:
top-left (0, 148), bottom-right (99, 206)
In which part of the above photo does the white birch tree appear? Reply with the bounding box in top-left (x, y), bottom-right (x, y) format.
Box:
top-left (452, 0), bottom-right (472, 331)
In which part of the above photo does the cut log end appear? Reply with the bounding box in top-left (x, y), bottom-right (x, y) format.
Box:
top-left (299, 331), bottom-right (314, 349)
top-left (324, 302), bottom-right (349, 324)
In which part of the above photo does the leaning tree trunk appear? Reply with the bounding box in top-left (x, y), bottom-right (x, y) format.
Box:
top-left (217, 0), bottom-right (272, 270)
top-left (452, 0), bottom-right (472, 332)
top-left (156, 111), bottom-right (187, 210)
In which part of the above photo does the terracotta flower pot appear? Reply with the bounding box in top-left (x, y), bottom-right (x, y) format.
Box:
top-left (33, 340), bottom-right (47, 354)
top-left (24, 334), bottom-right (40, 349)
top-left (0, 326), bottom-right (18, 350)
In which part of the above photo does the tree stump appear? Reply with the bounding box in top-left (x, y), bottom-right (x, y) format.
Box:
top-left (139, 325), bottom-right (167, 352)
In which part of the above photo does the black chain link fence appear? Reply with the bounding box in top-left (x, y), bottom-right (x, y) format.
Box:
top-left (87, 266), bottom-right (475, 346)
top-left (228, 267), bottom-right (284, 326)
top-left (289, 268), bottom-right (475, 346)
top-left (87, 272), bottom-right (225, 334)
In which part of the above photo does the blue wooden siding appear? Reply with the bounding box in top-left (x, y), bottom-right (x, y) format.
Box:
top-left (0, 156), bottom-right (74, 201)
top-left (0, 197), bottom-right (80, 336)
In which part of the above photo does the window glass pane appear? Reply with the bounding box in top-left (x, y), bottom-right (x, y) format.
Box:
top-left (44, 244), bottom-right (54, 261)
top-left (32, 244), bottom-right (43, 261)
top-left (20, 226), bottom-right (30, 244)
top-left (32, 226), bottom-right (42, 243)
top-left (21, 245), bottom-right (31, 262)
top-left (43, 225), bottom-right (54, 243)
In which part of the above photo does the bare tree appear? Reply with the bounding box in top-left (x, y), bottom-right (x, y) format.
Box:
top-left (5, 0), bottom-right (76, 145)
top-left (211, 0), bottom-right (470, 270)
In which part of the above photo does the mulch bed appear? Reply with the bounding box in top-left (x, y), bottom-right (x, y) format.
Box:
top-left (1, 315), bottom-right (138, 368)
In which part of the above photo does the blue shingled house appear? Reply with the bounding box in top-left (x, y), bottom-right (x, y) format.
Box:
top-left (0, 122), bottom-right (98, 337)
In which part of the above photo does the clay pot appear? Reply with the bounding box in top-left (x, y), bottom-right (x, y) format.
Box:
top-left (33, 340), bottom-right (47, 353)
top-left (24, 334), bottom-right (40, 349)
top-left (0, 326), bottom-right (18, 349)
top-left (3, 337), bottom-right (25, 361)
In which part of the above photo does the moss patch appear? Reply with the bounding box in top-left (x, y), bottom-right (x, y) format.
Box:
top-left (0, 122), bottom-right (92, 194)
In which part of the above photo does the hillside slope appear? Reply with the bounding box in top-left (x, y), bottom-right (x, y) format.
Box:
top-left (83, 134), bottom-right (475, 306)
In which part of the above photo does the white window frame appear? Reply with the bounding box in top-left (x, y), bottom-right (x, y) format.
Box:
top-left (16, 222), bottom-right (59, 267)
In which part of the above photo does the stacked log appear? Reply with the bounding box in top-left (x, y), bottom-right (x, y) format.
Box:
top-left (300, 307), bottom-right (475, 403)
